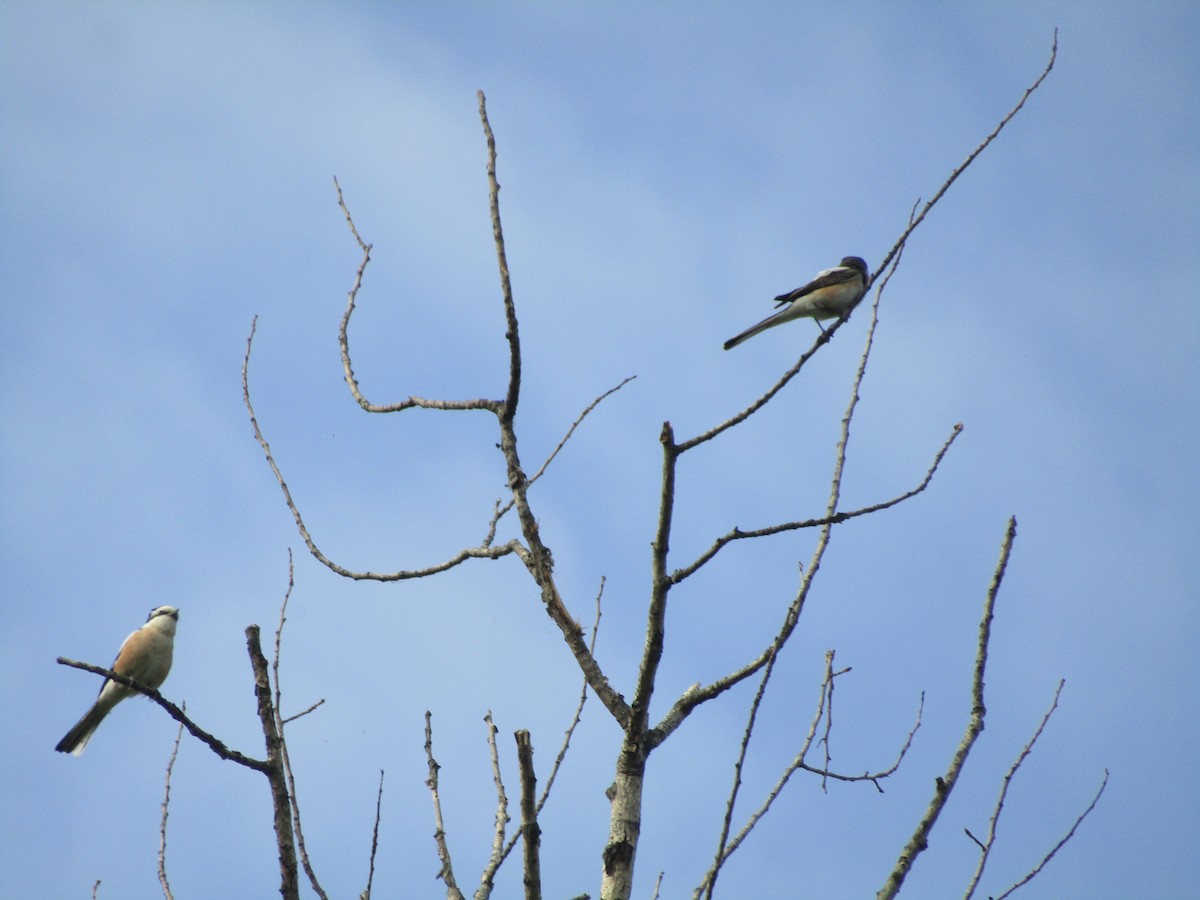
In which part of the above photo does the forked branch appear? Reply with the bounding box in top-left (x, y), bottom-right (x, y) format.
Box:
top-left (876, 517), bottom-right (1017, 900)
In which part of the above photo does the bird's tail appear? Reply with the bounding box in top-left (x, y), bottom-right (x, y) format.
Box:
top-left (55, 703), bottom-right (108, 756)
top-left (723, 312), bottom-right (784, 350)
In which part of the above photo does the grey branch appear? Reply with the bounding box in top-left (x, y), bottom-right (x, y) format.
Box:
top-left (875, 517), bottom-right (1018, 900)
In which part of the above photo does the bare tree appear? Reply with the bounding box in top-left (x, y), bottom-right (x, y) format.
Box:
top-left (56, 28), bottom-right (1106, 900)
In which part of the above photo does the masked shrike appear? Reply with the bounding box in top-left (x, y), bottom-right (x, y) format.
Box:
top-left (55, 605), bottom-right (179, 756)
top-left (723, 256), bottom-right (869, 350)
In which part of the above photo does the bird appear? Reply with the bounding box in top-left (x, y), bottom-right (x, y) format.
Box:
top-left (55, 605), bottom-right (179, 756)
top-left (723, 256), bottom-right (869, 350)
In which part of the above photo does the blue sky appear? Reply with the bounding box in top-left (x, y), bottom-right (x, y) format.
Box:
top-left (2, 3), bottom-right (1197, 898)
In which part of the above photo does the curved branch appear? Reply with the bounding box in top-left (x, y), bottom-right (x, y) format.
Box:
top-left (332, 176), bottom-right (504, 415)
top-left (243, 315), bottom-right (522, 581)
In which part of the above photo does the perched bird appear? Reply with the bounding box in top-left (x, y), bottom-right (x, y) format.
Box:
top-left (724, 256), bottom-right (869, 350)
top-left (55, 605), bottom-right (179, 756)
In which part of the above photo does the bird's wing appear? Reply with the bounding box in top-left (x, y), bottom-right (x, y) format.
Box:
top-left (773, 265), bottom-right (861, 307)
top-left (93, 627), bottom-right (139, 697)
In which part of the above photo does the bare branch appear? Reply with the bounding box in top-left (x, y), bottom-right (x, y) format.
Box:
top-left (699, 652), bottom-right (837, 900)
top-left (246, 625), bottom-right (301, 900)
top-left (497, 579), bottom-right (607, 872)
top-left (477, 712), bottom-right (510, 900)
top-left (158, 700), bottom-right (185, 900)
top-left (273, 551), bottom-right (328, 900)
top-left (471, 94), bottom-right (632, 728)
top-left (678, 318), bottom-right (848, 452)
top-left (963, 679), bottom-right (1066, 897)
top-left (527, 377), bottom-right (637, 490)
top-left (515, 731), bottom-right (542, 900)
top-left (633, 420), bottom-right (680, 740)
top-left (477, 91), bottom-right (523, 420)
top-left (671, 423), bottom-right (962, 583)
top-left (243, 316), bottom-right (523, 582)
top-left (697, 658), bottom-right (923, 897)
top-left (362, 770), bottom-right (384, 900)
top-left (332, 176), bottom-right (503, 415)
top-left (425, 711), bottom-right (466, 900)
top-left (992, 769), bottom-right (1109, 900)
top-left (876, 517), bottom-right (1018, 900)
top-left (875, 30), bottom-right (1057, 284)
top-left (539, 578), bottom-right (605, 812)
top-left (964, 680), bottom-right (1106, 899)
top-left (492, 378), bottom-right (638, 529)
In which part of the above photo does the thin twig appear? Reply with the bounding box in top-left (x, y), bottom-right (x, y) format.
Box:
top-left (540, 577), bottom-right (604, 809)
top-left (697, 659), bottom-right (923, 897)
top-left (963, 679), bottom-right (1066, 897)
top-left (158, 700), bottom-right (185, 900)
top-left (497, 578), bottom-right (606, 869)
top-left (425, 711), bottom-right (466, 900)
top-left (875, 517), bottom-right (1017, 900)
top-left (671, 423), bottom-right (960, 583)
top-left (272, 551), bottom-right (328, 900)
top-left (281, 698), bottom-right (326, 725)
top-left (362, 770), bottom-right (385, 900)
top-left (679, 317), bottom-right (848, 452)
top-left (875, 31), bottom-right (1057, 286)
top-left (992, 769), bottom-right (1109, 900)
top-left (477, 711), bottom-right (509, 899)
top-left (700, 651), bottom-right (835, 899)
top-left (494, 378), bottom-right (637, 528)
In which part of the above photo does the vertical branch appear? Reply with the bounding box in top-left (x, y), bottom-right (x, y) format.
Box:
top-left (158, 701), bottom-right (186, 900)
top-left (477, 91), bottom-right (522, 421)
top-left (515, 731), bottom-right (542, 900)
top-left (363, 770), bottom-right (385, 900)
top-left (474, 91), bottom-right (633, 742)
top-left (477, 711), bottom-right (510, 899)
top-left (602, 422), bottom-right (677, 900)
top-left (635, 422), bottom-right (679, 733)
top-left (271, 552), bottom-right (329, 900)
top-left (246, 625), bottom-right (300, 900)
top-left (425, 711), bottom-right (466, 900)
